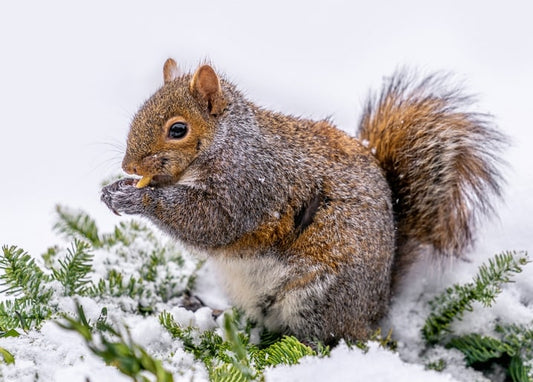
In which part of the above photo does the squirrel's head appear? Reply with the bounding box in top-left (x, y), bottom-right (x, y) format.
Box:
top-left (122, 58), bottom-right (228, 187)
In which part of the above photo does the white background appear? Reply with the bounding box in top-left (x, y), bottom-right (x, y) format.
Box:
top-left (1, 0), bottom-right (531, 257)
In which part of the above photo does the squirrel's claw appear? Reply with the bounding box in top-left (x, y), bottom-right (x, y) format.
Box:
top-left (100, 179), bottom-right (141, 216)
top-left (110, 207), bottom-right (121, 216)
top-left (100, 188), bottom-right (119, 215)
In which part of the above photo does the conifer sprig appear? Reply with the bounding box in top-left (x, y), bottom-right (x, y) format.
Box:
top-left (422, 251), bottom-right (532, 381)
top-left (0, 246), bottom-right (50, 299)
top-left (159, 310), bottom-right (316, 381)
top-left (87, 270), bottom-right (143, 299)
top-left (53, 205), bottom-right (103, 247)
top-left (52, 239), bottom-right (93, 296)
top-left (423, 251), bottom-right (529, 344)
top-left (0, 246), bottom-right (53, 330)
top-left (0, 298), bottom-right (52, 331)
top-left (2, 203), bottom-right (531, 381)
top-left (0, 206), bottom-right (197, 331)
top-left (446, 325), bottom-right (533, 382)
top-left (58, 303), bottom-right (174, 382)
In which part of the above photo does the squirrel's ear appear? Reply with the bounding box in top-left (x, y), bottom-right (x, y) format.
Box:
top-left (190, 65), bottom-right (227, 116)
top-left (163, 58), bottom-right (180, 83)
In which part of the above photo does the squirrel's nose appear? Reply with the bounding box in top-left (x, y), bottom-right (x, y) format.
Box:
top-left (124, 164), bottom-right (138, 175)
top-left (122, 157), bottom-right (138, 175)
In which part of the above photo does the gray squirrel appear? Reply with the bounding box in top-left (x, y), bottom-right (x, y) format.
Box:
top-left (101, 59), bottom-right (506, 344)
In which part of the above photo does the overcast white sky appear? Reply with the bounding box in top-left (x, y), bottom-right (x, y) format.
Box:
top-left (0, 0), bottom-right (531, 257)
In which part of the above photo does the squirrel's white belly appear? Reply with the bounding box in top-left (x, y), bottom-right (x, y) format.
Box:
top-left (210, 255), bottom-right (298, 328)
top-left (210, 254), bottom-right (332, 333)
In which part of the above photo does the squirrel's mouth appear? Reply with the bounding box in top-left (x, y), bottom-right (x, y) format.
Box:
top-left (134, 174), bottom-right (176, 189)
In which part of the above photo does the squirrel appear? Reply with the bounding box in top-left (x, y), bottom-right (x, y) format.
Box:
top-left (101, 58), bottom-right (506, 344)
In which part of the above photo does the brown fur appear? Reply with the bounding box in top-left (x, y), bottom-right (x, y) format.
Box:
top-left (101, 61), bottom-right (506, 343)
top-left (163, 58), bottom-right (180, 83)
top-left (358, 72), bottom-right (507, 284)
top-left (122, 72), bottom-right (217, 185)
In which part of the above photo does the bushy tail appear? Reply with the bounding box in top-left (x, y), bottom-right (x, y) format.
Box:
top-left (357, 72), bottom-right (507, 279)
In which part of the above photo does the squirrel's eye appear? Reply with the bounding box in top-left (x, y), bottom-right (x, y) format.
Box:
top-left (168, 122), bottom-right (188, 139)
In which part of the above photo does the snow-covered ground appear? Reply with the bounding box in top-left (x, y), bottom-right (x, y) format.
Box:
top-left (1, 1), bottom-right (532, 381)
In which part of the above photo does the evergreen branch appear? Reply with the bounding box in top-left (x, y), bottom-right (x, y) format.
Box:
top-left (159, 311), bottom-right (216, 361)
top-left (496, 323), bottom-right (533, 356)
top-left (222, 311), bottom-right (255, 380)
top-left (210, 363), bottom-right (250, 382)
top-left (160, 310), bottom-right (317, 381)
top-left (253, 336), bottom-right (315, 371)
top-left (41, 246), bottom-right (60, 269)
top-left (473, 252), bottom-right (529, 307)
top-left (0, 298), bottom-right (52, 331)
top-left (497, 323), bottom-right (533, 381)
top-left (58, 303), bottom-right (174, 382)
top-left (160, 311), bottom-right (256, 380)
top-left (509, 355), bottom-right (531, 382)
top-left (425, 359), bottom-right (447, 372)
top-left (53, 205), bottom-right (103, 248)
top-left (422, 251), bottom-right (529, 344)
top-left (369, 327), bottom-right (397, 352)
top-left (52, 240), bottom-right (94, 296)
top-left (423, 252), bottom-right (532, 380)
top-left (101, 220), bottom-right (155, 247)
top-left (143, 253), bottom-right (162, 282)
top-left (87, 270), bottom-right (143, 299)
top-left (0, 246), bottom-right (51, 300)
top-left (447, 333), bottom-right (515, 365)
top-left (447, 326), bottom-right (533, 382)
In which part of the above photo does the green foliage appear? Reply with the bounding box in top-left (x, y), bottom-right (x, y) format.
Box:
top-left (0, 299), bottom-right (52, 331)
top-left (252, 335), bottom-right (315, 371)
top-left (0, 246), bottom-right (51, 299)
top-left (423, 251), bottom-right (529, 344)
top-left (422, 251), bottom-right (532, 381)
top-left (2, 203), bottom-right (532, 381)
top-left (425, 359), bottom-right (446, 372)
top-left (447, 333), bottom-right (515, 364)
top-left (220, 312), bottom-right (255, 380)
top-left (159, 310), bottom-right (236, 367)
top-left (0, 346), bottom-right (14, 365)
top-left (509, 354), bottom-right (531, 382)
top-left (446, 328), bottom-right (533, 382)
top-left (54, 205), bottom-right (103, 248)
top-left (340, 328), bottom-right (397, 354)
top-left (52, 240), bottom-right (93, 296)
top-left (0, 205), bottom-right (197, 331)
top-left (0, 246), bottom-right (53, 330)
top-left (0, 329), bottom-right (20, 339)
top-left (2, 203), bottom-right (404, 381)
top-left (159, 309), bottom-right (316, 381)
top-left (0, 330), bottom-right (18, 365)
top-left (58, 303), bottom-right (174, 382)
top-left (87, 269), bottom-right (143, 299)
top-left (41, 245), bottom-right (60, 269)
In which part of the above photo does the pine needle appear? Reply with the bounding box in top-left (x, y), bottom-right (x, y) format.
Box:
top-left (422, 251), bottom-right (529, 344)
top-left (53, 205), bottom-right (103, 248)
top-left (51, 239), bottom-right (93, 296)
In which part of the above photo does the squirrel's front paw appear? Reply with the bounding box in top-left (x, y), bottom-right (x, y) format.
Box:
top-left (101, 179), bottom-right (148, 216)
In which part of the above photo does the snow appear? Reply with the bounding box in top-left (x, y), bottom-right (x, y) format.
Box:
top-left (0, 320), bottom-right (131, 382)
top-left (1, 0), bottom-right (532, 381)
top-left (266, 342), bottom-right (459, 382)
